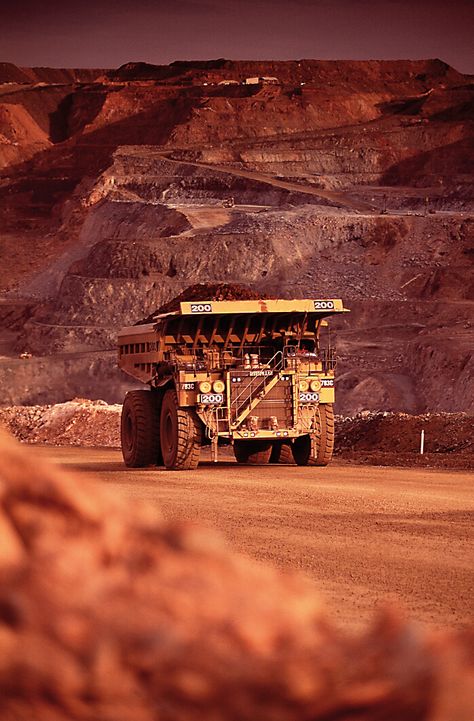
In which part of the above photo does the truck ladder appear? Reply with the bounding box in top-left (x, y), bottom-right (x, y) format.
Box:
top-left (229, 351), bottom-right (283, 424)
top-left (230, 372), bottom-right (282, 430)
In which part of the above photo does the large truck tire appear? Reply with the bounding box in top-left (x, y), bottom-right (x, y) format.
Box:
top-left (292, 404), bottom-right (335, 466)
top-left (234, 440), bottom-right (272, 464)
top-left (314, 403), bottom-right (335, 465)
top-left (269, 442), bottom-right (294, 464)
top-left (121, 390), bottom-right (162, 468)
top-left (160, 389), bottom-right (202, 470)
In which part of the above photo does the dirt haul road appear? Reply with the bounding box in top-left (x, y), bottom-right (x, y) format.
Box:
top-left (38, 446), bottom-right (474, 632)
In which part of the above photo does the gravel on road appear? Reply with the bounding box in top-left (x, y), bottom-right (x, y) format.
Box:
top-left (37, 445), bottom-right (474, 633)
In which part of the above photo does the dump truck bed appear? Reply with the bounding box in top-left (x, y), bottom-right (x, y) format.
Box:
top-left (175, 298), bottom-right (347, 316)
top-left (118, 298), bottom-right (348, 385)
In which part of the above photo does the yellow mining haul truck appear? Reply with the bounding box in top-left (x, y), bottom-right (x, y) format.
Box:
top-left (118, 298), bottom-right (348, 470)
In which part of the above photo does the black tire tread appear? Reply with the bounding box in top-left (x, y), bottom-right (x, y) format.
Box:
top-left (292, 404), bottom-right (335, 467)
top-left (269, 442), bottom-right (294, 464)
top-left (161, 390), bottom-right (201, 470)
top-left (234, 440), bottom-right (272, 464)
top-left (121, 390), bottom-right (161, 468)
top-left (313, 404), bottom-right (335, 466)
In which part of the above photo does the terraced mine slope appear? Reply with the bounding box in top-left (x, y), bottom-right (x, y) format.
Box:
top-left (0, 58), bottom-right (473, 412)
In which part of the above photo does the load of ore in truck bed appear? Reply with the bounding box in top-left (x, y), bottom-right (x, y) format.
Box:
top-left (136, 283), bottom-right (270, 323)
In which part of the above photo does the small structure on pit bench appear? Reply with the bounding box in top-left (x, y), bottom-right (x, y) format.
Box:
top-left (245, 76), bottom-right (280, 85)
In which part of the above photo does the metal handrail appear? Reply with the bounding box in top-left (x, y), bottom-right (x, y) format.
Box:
top-left (320, 348), bottom-right (337, 372)
top-left (266, 350), bottom-right (283, 369)
top-left (230, 379), bottom-right (261, 413)
top-left (230, 352), bottom-right (283, 416)
top-left (230, 372), bottom-right (281, 429)
top-left (229, 350), bottom-right (282, 408)
top-left (230, 369), bottom-right (270, 408)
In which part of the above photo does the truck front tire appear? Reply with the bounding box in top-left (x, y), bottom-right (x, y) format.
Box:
top-left (160, 389), bottom-right (202, 470)
top-left (292, 404), bottom-right (335, 466)
top-left (121, 390), bottom-right (162, 468)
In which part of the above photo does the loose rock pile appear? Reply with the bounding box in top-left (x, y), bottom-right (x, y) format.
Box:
top-left (336, 411), bottom-right (474, 469)
top-left (0, 398), bottom-right (121, 447)
top-left (1, 400), bottom-right (472, 468)
top-left (0, 427), bottom-right (473, 721)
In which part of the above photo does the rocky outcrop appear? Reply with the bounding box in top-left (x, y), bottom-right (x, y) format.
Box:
top-left (0, 103), bottom-right (50, 167)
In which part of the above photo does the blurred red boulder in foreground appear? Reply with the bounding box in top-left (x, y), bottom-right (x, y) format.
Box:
top-left (0, 428), bottom-right (472, 721)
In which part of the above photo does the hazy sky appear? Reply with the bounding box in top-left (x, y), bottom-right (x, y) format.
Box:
top-left (2, 0), bottom-right (473, 73)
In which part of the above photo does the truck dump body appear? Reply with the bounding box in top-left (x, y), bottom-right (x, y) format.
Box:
top-left (118, 298), bottom-right (348, 469)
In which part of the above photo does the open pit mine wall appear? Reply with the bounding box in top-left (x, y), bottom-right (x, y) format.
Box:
top-left (1, 58), bottom-right (473, 195)
top-left (1, 148), bottom-right (472, 414)
top-left (0, 59), bottom-right (472, 412)
top-left (0, 62), bottom-right (106, 84)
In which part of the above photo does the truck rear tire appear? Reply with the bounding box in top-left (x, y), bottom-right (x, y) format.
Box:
top-left (121, 390), bottom-right (162, 468)
top-left (160, 389), bottom-right (202, 470)
top-left (269, 442), bottom-right (294, 464)
top-left (292, 404), bottom-right (335, 466)
top-left (234, 440), bottom-right (272, 464)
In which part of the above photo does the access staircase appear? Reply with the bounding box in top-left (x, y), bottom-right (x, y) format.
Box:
top-left (229, 351), bottom-right (284, 430)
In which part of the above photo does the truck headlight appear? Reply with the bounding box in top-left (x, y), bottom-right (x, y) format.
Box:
top-left (212, 380), bottom-right (225, 393)
top-left (310, 379), bottom-right (322, 392)
top-left (299, 380), bottom-right (309, 391)
top-left (199, 381), bottom-right (212, 393)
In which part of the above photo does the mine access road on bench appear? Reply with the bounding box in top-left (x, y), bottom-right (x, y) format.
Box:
top-left (39, 446), bottom-right (474, 632)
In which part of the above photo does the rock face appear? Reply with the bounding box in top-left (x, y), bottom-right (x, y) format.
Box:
top-left (0, 58), bottom-right (473, 413)
top-left (0, 104), bottom-right (51, 167)
top-left (0, 427), bottom-right (473, 720)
